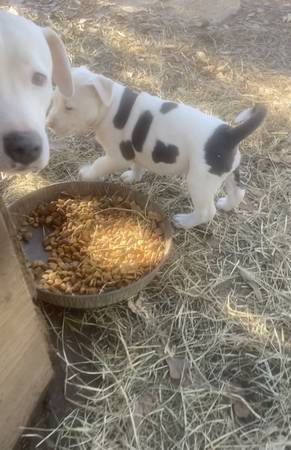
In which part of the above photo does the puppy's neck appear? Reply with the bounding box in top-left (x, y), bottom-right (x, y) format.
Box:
top-left (91, 82), bottom-right (119, 131)
top-left (90, 103), bottom-right (109, 130)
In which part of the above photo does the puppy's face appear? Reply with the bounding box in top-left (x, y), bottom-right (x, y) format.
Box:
top-left (47, 67), bottom-right (114, 136)
top-left (0, 12), bottom-right (73, 173)
top-left (47, 83), bottom-right (100, 137)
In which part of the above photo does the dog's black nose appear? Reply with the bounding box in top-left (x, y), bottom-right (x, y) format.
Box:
top-left (3, 131), bottom-right (42, 165)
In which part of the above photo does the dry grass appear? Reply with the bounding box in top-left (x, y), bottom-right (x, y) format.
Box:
top-left (2, 0), bottom-right (291, 448)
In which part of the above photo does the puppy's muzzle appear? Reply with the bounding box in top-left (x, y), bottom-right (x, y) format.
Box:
top-left (3, 131), bottom-right (42, 166)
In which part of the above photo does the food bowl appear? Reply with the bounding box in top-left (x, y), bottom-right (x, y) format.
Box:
top-left (8, 181), bottom-right (172, 309)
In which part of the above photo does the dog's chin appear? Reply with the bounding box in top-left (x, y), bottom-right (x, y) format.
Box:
top-left (1, 154), bottom-right (50, 174)
top-left (0, 165), bottom-right (29, 175)
top-left (3, 164), bottom-right (40, 175)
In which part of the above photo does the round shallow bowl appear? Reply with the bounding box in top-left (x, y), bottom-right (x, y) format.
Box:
top-left (8, 181), bottom-right (172, 309)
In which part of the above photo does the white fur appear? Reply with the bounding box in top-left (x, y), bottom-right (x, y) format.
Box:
top-left (47, 66), bottom-right (246, 229)
top-left (121, 165), bottom-right (145, 183)
top-left (0, 12), bottom-right (72, 173)
top-left (234, 107), bottom-right (253, 124)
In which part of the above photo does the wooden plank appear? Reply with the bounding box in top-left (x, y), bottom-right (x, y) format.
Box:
top-left (0, 200), bottom-right (53, 450)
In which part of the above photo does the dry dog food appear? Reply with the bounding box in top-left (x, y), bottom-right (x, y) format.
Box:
top-left (19, 194), bottom-right (166, 295)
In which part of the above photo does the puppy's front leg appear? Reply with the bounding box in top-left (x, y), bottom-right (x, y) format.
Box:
top-left (120, 164), bottom-right (145, 184)
top-left (79, 156), bottom-right (128, 181)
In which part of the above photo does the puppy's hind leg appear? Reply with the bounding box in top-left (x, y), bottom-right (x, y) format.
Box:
top-left (120, 164), bottom-right (145, 184)
top-left (216, 167), bottom-right (245, 211)
top-left (173, 173), bottom-right (220, 229)
top-left (79, 156), bottom-right (128, 181)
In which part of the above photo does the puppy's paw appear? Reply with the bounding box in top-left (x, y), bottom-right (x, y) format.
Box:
top-left (172, 213), bottom-right (196, 229)
top-left (216, 197), bottom-right (232, 211)
top-left (120, 170), bottom-right (136, 184)
top-left (216, 189), bottom-right (245, 211)
top-left (79, 165), bottom-right (97, 181)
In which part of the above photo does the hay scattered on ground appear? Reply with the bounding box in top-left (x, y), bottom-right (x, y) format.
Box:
top-left (2, 0), bottom-right (291, 448)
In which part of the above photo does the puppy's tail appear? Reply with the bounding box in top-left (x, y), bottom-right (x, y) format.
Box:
top-left (230, 103), bottom-right (267, 145)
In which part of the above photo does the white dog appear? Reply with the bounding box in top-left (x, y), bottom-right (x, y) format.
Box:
top-left (0, 11), bottom-right (73, 173)
top-left (47, 66), bottom-right (266, 229)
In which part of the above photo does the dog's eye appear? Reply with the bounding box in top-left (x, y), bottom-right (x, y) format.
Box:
top-left (32, 72), bottom-right (47, 87)
top-left (65, 105), bottom-right (74, 111)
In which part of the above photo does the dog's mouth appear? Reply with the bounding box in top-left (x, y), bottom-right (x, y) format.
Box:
top-left (2, 158), bottom-right (45, 174)
top-left (9, 162), bottom-right (34, 173)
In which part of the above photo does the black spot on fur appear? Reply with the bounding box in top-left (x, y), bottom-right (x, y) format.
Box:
top-left (113, 88), bottom-right (138, 129)
top-left (132, 111), bottom-right (153, 152)
top-left (160, 102), bottom-right (178, 114)
top-left (204, 124), bottom-right (236, 176)
top-left (152, 140), bottom-right (179, 164)
top-left (120, 141), bottom-right (135, 160)
top-left (233, 167), bottom-right (241, 186)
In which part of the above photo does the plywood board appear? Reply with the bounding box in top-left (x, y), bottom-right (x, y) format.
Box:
top-left (0, 199), bottom-right (53, 450)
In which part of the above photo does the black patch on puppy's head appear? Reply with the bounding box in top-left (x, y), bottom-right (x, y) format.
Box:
top-left (204, 124), bottom-right (236, 176)
top-left (120, 140), bottom-right (135, 160)
top-left (113, 87), bottom-right (138, 129)
top-left (160, 102), bottom-right (178, 114)
top-left (132, 111), bottom-right (153, 152)
top-left (152, 140), bottom-right (179, 164)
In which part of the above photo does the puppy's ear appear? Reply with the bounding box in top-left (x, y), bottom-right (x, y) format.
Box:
top-left (42, 27), bottom-right (74, 98)
top-left (91, 75), bottom-right (114, 107)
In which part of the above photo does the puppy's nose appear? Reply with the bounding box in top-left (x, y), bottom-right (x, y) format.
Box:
top-left (3, 131), bottom-right (42, 165)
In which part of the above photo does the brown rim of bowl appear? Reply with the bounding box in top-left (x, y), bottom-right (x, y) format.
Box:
top-left (8, 181), bottom-right (173, 309)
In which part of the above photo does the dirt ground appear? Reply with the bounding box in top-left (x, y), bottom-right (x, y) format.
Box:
top-left (102, 0), bottom-right (241, 25)
top-left (1, 0), bottom-right (291, 449)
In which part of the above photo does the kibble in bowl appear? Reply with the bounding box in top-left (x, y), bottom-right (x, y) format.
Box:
top-left (9, 182), bottom-right (172, 309)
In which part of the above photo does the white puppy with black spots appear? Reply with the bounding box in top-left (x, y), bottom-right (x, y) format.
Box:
top-left (47, 66), bottom-right (266, 229)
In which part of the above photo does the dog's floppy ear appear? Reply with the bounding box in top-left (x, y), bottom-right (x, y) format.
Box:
top-left (42, 27), bottom-right (73, 98)
top-left (91, 75), bottom-right (114, 107)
